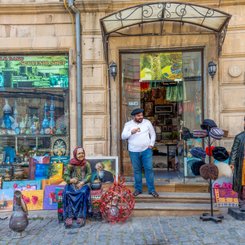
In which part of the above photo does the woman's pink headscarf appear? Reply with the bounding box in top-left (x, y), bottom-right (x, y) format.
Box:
top-left (70, 146), bottom-right (86, 166)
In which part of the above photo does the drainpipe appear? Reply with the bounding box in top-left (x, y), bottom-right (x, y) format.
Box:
top-left (67, 0), bottom-right (82, 146)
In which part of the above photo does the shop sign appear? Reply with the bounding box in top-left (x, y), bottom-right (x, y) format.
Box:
top-left (128, 101), bottom-right (139, 106)
top-left (0, 55), bottom-right (69, 89)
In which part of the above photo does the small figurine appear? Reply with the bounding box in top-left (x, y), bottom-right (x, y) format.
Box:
top-left (9, 190), bottom-right (29, 234)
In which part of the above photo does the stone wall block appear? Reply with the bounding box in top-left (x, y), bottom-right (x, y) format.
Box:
top-left (83, 115), bottom-right (107, 140)
top-left (220, 139), bottom-right (235, 152)
top-left (57, 36), bottom-right (74, 48)
top-left (0, 0), bottom-right (61, 2)
top-left (0, 37), bottom-right (32, 48)
top-left (223, 31), bottom-right (245, 55)
top-left (221, 5), bottom-right (245, 28)
top-left (82, 36), bottom-right (103, 62)
top-left (0, 15), bottom-right (37, 25)
top-left (220, 113), bottom-right (245, 137)
top-left (17, 26), bottom-right (35, 37)
top-left (82, 12), bottom-right (104, 32)
top-left (83, 141), bottom-right (107, 156)
top-left (83, 64), bottom-right (106, 89)
top-left (54, 24), bottom-right (74, 36)
top-left (35, 25), bottom-right (55, 36)
top-left (0, 25), bottom-right (5, 38)
top-left (34, 0), bottom-right (59, 3)
top-left (220, 86), bottom-right (245, 111)
top-left (9, 26), bottom-right (17, 37)
top-left (83, 90), bottom-right (106, 114)
top-left (31, 36), bottom-right (58, 48)
top-left (5, 25), bottom-right (35, 38)
top-left (0, 14), bottom-right (71, 25)
top-left (220, 58), bottom-right (245, 84)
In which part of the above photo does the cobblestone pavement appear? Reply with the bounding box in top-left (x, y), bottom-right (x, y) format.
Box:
top-left (0, 211), bottom-right (245, 245)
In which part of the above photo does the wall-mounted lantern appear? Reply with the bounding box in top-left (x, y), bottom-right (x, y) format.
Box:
top-left (109, 61), bottom-right (117, 81)
top-left (208, 61), bottom-right (217, 79)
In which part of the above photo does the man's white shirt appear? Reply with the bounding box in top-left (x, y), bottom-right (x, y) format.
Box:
top-left (121, 119), bottom-right (156, 152)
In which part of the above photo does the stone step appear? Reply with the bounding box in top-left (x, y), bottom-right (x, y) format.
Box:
top-left (125, 182), bottom-right (209, 193)
top-left (0, 201), bottom-right (220, 220)
top-left (133, 202), bottom-right (220, 217)
top-left (135, 192), bottom-right (211, 203)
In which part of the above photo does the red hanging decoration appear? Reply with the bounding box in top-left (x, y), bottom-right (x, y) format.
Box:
top-left (140, 82), bottom-right (150, 92)
top-left (99, 176), bottom-right (135, 223)
top-left (205, 146), bottom-right (215, 156)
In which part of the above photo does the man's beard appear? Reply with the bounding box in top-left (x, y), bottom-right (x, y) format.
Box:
top-left (135, 118), bottom-right (143, 123)
top-left (98, 170), bottom-right (105, 179)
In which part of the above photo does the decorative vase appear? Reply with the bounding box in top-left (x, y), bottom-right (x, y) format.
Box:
top-left (27, 116), bottom-right (32, 129)
top-left (14, 127), bottom-right (20, 135)
top-left (19, 117), bottom-right (25, 134)
top-left (42, 102), bottom-right (49, 130)
top-left (30, 121), bottom-right (36, 135)
top-left (49, 99), bottom-right (56, 129)
top-left (42, 118), bottom-right (49, 130)
top-left (3, 99), bottom-right (12, 129)
top-left (3, 114), bottom-right (12, 129)
top-left (3, 98), bottom-right (11, 114)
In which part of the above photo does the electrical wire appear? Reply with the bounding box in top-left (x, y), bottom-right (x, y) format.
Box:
top-left (63, 0), bottom-right (76, 55)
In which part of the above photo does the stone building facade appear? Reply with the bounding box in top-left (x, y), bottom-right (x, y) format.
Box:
top-left (0, 0), bottom-right (244, 175)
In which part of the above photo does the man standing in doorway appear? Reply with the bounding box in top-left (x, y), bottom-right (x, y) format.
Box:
top-left (229, 117), bottom-right (245, 211)
top-left (121, 108), bottom-right (159, 198)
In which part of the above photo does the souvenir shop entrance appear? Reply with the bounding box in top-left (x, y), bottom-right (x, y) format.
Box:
top-left (120, 49), bottom-right (204, 179)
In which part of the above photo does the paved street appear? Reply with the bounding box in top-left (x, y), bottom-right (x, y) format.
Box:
top-left (0, 210), bottom-right (245, 245)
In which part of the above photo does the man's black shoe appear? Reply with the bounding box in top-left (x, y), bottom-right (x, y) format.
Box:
top-left (149, 191), bottom-right (159, 198)
top-left (133, 190), bottom-right (142, 197)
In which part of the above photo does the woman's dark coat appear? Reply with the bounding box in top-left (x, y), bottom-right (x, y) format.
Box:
top-left (229, 131), bottom-right (245, 195)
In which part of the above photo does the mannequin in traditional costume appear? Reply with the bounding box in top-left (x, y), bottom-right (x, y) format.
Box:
top-left (229, 118), bottom-right (245, 211)
top-left (63, 147), bottom-right (91, 228)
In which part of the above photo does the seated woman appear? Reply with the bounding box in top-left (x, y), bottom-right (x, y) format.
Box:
top-left (63, 146), bottom-right (91, 228)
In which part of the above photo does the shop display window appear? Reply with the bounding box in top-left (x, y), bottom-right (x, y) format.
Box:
top-left (121, 50), bottom-right (203, 177)
top-left (0, 54), bottom-right (69, 181)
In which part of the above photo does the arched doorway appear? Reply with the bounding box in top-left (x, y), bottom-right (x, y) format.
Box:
top-left (100, 2), bottom-right (231, 178)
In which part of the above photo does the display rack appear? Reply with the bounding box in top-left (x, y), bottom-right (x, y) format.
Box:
top-left (200, 126), bottom-right (224, 223)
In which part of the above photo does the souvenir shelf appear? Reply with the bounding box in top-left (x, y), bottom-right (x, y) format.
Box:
top-left (0, 89), bottom-right (69, 166)
top-left (0, 134), bottom-right (67, 154)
